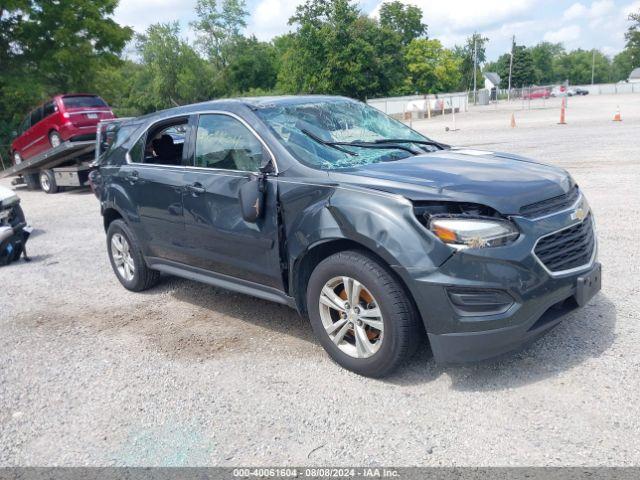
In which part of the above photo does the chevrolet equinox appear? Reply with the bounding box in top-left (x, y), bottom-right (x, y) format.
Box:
top-left (91, 96), bottom-right (601, 377)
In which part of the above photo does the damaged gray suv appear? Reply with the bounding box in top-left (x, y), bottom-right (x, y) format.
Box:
top-left (91, 96), bottom-right (601, 377)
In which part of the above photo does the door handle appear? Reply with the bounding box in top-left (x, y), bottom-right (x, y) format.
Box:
top-left (186, 183), bottom-right (206, 195)
top-left (125, 170), bottom-right (139, 184)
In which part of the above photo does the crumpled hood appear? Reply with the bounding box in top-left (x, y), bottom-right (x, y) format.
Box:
top-left (332, 149), bottom-right (574, 214)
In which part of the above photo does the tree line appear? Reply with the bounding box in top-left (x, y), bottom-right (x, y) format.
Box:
top-left (1, 0), bottom-right (640, 160)
top-left (485, 40), bottom-right (638, 89)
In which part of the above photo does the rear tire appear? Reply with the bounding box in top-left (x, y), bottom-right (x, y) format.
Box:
top-left (39, 169), bottom-right (59, 194)
top-left (306, 250), bottom-right (422, 378)
top-left (49, 131), bottom-right (62, 148)
top-left (107, 219), bottom-right (160, 292)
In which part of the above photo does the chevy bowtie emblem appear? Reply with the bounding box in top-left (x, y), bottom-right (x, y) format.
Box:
top-left (572, 207), bottom-right (587, 222)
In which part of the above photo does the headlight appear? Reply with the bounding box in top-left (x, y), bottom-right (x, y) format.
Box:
top-left (429, 217), bottom-right (519, 249)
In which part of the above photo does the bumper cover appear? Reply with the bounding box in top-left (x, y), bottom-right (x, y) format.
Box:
top-left (395, 202), bottom-right (600, 364)
top-left (422, 261), bottom-right (601, 364)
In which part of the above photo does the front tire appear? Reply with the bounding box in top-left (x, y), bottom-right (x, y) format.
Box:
top-left (39, 169), bottom-right (59, 194)
top-left (107, 219), bottom-right (160, 292)
top-left (307, 250), bottom-right (421, 378)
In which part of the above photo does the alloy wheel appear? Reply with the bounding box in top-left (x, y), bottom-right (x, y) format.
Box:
top-left (39, 173), bottom-right (50, 192)
top-left (318, 276), bottom-right (384, 359)
top-left (111, 233), bottom-right (135, 282)
top-left (50, 133), bottom-right (62, 148)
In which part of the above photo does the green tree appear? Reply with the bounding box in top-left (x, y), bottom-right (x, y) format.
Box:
top-left (625, 9), bottom-right (640, 68)
top-left (278, 0), bottom-right (405, 99)
top-left (612, 50), bottom-right (635, 81)
top-left (454, 33), bottom-right (488, 91)
top-left (404, 39), bottom-right (461, 94)
top-left (510, 45), bottom-right (535, 87)
top-left (529, 42), bottom-right (564, 84)
top-left (512, 46), bottom-right (534, 87)
top-left (136, 23), bottom-right (215, 109)
top-left (490, 45), bottom-right (534, 88)
top-left (191, 0), bottom-right (249, 67)
top-left (554, 49), bottom-right (611, 85)
top-left (224, 36), bottom-right (278, 94)
top-left (379, 1), bottom-right (427, 45)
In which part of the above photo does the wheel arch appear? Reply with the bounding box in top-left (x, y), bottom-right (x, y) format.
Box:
top-left (290, 238), bottom-right (420, 323)
top-left (103, 206), bottom-right (125, 232)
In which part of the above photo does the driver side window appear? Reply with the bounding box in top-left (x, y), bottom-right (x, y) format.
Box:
top-left (195, 114), bottom-right (264, 172)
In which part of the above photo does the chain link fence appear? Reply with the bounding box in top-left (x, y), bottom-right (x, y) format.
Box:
top-left (368, 93), bottom-right (469, 122)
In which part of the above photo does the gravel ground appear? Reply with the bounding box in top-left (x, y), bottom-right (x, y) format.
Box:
top-left (1, 93), bottom-right (639, 467)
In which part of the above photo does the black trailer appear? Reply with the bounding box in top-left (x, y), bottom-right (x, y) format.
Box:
top-left (0, 141), bottom-right (95, 194)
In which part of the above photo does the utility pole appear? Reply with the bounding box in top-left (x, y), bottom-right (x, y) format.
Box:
top-left (591, 49), bottom-right (596, 85)
top-left (508, 35), bottom-right (515, 102)
top-left (473, 35), bottom-right (478, 105)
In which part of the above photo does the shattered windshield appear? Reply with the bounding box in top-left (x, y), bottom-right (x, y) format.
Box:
top-left (254, 99), bottom-right (435, 170)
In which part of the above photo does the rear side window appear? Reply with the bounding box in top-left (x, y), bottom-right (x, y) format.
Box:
top-left (30, 106), bottom-right (43, 126)
top-left (43, 101), bottom-right (57, 117)
top-left (62, 96), bottom-right (107, 109)
top-left (100, 123), bottom-right (139, 165)
top-left (194, 114), bottom-right (264, 172)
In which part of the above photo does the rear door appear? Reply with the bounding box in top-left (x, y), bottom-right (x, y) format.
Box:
top-left (181, 112), bottom-right (284, 290)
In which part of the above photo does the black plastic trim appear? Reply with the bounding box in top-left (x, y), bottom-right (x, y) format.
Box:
top-left (146, 257), bottom-right (296, 307)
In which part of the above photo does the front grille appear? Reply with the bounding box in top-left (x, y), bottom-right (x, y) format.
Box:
top-left (534, 215), bottom-right (595, 273)
top-left (520, 187), bottom-right (580, 218)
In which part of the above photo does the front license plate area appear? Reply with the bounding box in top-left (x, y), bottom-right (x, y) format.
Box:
top-left (575, 263), bottom-right (602, 307)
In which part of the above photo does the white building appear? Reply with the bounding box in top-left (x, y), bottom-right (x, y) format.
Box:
top-left (483, 72), bottom-right (501, 90)
top-left (629, 68), bottom-right (640, 83)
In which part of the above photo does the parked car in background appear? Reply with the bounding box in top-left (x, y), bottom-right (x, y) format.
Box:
top-left (523, 88), bottom-right (551, 100)
top-left (11, 94), bottom-right (115, 165)
top-left (91, 96), bottom-right (601, 377)
top-left (553, 87), bottom-right (590, 97)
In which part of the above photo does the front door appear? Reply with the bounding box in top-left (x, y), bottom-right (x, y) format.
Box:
top-left (182, 113), bottom-right (284, 290)
top-left (119, 116), bottom-right (192, 264)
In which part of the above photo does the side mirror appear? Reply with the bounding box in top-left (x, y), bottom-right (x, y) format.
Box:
top-left (239, 177), bottom-right (266, 223)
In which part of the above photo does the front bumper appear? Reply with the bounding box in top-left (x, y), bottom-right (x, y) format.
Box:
top-left (395, 198), bottom-right (600, 364)
top-left (427, 265), bottom-right (600, 363)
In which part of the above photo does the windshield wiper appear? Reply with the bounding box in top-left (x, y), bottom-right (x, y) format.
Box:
top-left (333, 141), bottom-right (421, 155)
top-left (301, 129), bottom-right (425, 156)
top-left (371, 139), bottom-right (450, 150)
top-left (301, 129), bottom-right (358, 156)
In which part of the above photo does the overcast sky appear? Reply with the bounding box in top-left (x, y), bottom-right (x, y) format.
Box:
top-left (114, 0), bottom-right (640, 60)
